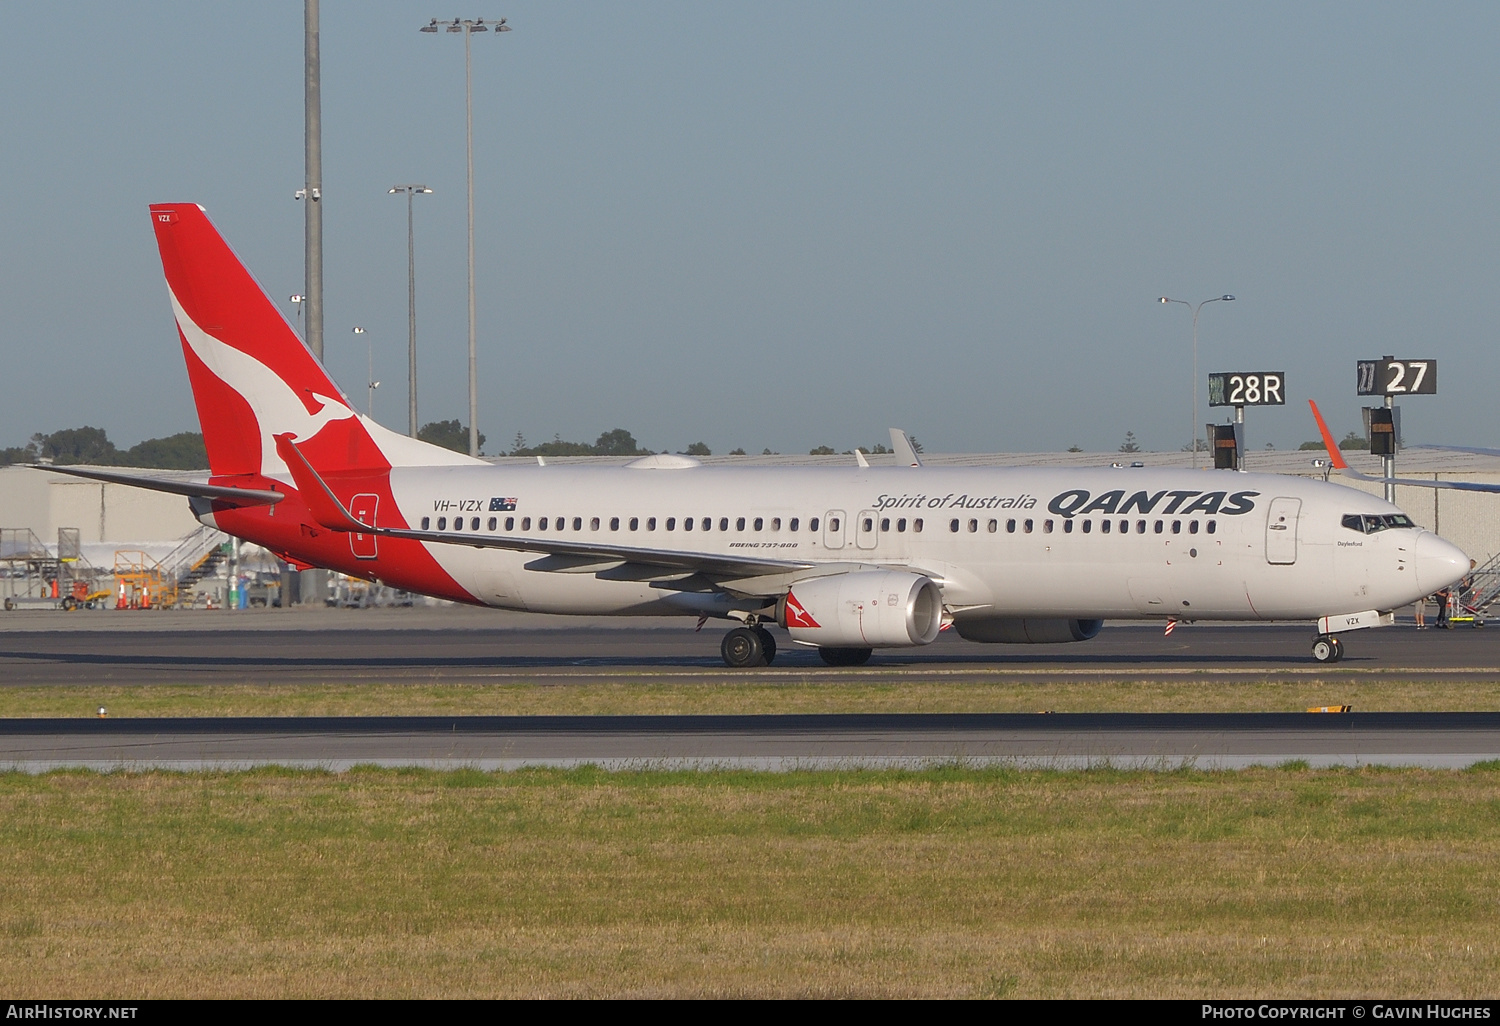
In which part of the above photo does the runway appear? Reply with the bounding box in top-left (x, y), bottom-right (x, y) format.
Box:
top-left (1, 607), bottom-right (1499, 686)
top-left (4, 712), bottom-right (1499, 771)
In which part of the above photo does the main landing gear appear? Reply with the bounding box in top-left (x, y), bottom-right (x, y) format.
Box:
top-left (721, 625), bottom-right (778, 668)
top-left (1311, 635), bottom-right (1344, 663)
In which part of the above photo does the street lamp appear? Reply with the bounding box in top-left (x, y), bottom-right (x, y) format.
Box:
top-left (389, 186), bottom-right (433, 438)
top-left (353, 327), bottom-right (379, 417)
top-left (422, 16), bottom-right (511, 457)
top-left (289, 294), bottom-right (306, 336)
top-left (1159, 294), bottom-right (1236, 469)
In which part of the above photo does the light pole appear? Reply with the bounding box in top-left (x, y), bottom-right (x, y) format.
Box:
top-left (1159, 294), bottom-right (1235, 469)
top-left (389, 185), bottom-right (433, 438)
top-left (353, 327), bottom-right (379, 417)
top-left (289, 294), bottom-right (306, 336)
top-left (422, 16), bottom-right (510, 457)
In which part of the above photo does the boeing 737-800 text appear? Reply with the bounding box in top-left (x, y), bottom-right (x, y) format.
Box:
top-left (43, 204), bottom-right (1471, 666)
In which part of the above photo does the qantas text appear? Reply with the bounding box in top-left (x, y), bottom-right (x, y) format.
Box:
top-left (1047, 488), bottom-right (1260, 517)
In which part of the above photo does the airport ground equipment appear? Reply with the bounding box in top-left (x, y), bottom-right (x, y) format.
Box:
top-left (1, 528), bottom-right (111, 611)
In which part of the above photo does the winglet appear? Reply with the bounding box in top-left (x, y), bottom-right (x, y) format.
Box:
top-left (890, 428), bottom-right (923, 467)
top-left (1307, 400), bottom-right (1349, 470)
top-left (273, 433), bottom-right (366, 533)
top-left (854, 449), bottom-right (871, 468)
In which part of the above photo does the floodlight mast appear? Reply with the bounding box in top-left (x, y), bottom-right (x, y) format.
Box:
top-left (389, 185), bottom-right (433, 437)
top-left (1158, 294), bottom-right (1236, 469)
top-left (422, 16), bottom-right (511, 457)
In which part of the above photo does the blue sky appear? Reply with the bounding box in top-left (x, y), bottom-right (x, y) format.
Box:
top-left (1, 2), bottom-right (1496, 454)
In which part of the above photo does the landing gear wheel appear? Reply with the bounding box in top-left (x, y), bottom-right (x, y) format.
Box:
top-left (721, 627), bottom-right (767, 668)
top-left (754, 626), bottom-right (777, 665)
top-left (1312, 635), bottom-right (1342, 663)
top-left (818, 646), bottom-right (873, 667)
top-left (60, 596), bottom-right (77, 612)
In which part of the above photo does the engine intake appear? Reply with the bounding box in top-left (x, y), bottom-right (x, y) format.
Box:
top-left (781, 570), bottom-right (943, 648)
top-left (953, 618), bottom-right (1103, 644)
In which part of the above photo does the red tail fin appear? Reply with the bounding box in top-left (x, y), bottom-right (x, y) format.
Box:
top-left (150, 204), bottom-right (478, 478)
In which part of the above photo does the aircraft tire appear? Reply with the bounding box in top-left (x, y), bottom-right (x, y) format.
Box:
top-left (754, 627), bottom-right (777, 665)
top-left (721, 627), bottom-right (767, 668)
top-left (1312, 635), bottom-right (1339, 663)
top-left (818, 646), bottom-right (873, 667)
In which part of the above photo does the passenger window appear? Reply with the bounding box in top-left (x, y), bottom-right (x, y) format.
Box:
top-left (646, 517), bottom-right (655, 530)
top-left (1043, 519), bottom-right (1054, 533)
top-left (987, 519), bottom-right (997, 533)
top-left (882, 518), bottom-right (891, 532)
top-left (437, 517), bottom-right (447, 530)
top-left (1136, 520), bottom-right (1146, 534)
top-left (573, 517), bottom-right (583, 531)
top-left (455, 520), bottom-right (466, 532)
top-left (861, 517), bottom-right (873, 533)
top-left (683, 518), bottom-right (693, 531)
top-left (1101, 520), bottom-right (1111, 534)
top-left (734, 517), bottom-right (744, 531)
top-left (1189, 521), bottom-right (1199, 535)
top-left (506, 517), bottom-right (515, 531)
top-left (591, 517), bottom-right (601, 531)
top-left (1154, 520), bottom-right (1163, 534)
top-left (719, 518), bottom-right (728, 531)
top-left (968, 519), bottom-right (978, 533)
top-left (827, 517), bottom-right (838, 532)
top-left (666, 517), bottom-right (676, 530)
top-left (1064, 519), bottom-right (1074, 534)
top-left (521, 517), bottom-right (531, 530)
top-left (771, 518), bottom-right (781, 530)
top-left (810, 518), bottom-right (820, 531)
top-left (790, 518), bottom-right (800, 531)
top-left (897, 518), bottom-right (907, 532)
top-left (1007, 519), bottom-right (1016, 533)
top-left (1206, 521), bottom-right (1216, 535)
top-left (1171, 520), bottom-right (1181, 534)
top-left (913, 518), bottom-right (923, 532)
top-left (705, 518), bottom-right (714, 531)
top-left (488, 517), bottom-right (497, 531)
top-left (537, 518), bottom-right (547, 531)
top-left (1024, 519), bottom-right (1034, 534)
top-left (556, 517), bottom-right (566, 530)
top-left (421, 517), bottom-right (431, 530)
top-left (950, 519), bottom-right (961, 533)
top-left (754, 517), bottom-right (763, 531)
top-left (1082, 520), bottom-right (1092, 534)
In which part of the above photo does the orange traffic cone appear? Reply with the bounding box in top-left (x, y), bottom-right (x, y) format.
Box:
top-left (116, 581), bottom-right (127, 610)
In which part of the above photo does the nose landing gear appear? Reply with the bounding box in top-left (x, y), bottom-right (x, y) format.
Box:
top-left (1311, 635), bottom-right (1344, 663)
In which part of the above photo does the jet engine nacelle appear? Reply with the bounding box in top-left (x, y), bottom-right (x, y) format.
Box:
top-left (953, 617), bottom-right (1103, 644)
top-left (781, 570), bottom-right (944, 648)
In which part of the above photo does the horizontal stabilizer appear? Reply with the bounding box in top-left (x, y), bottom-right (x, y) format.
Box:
top-left (29, 464), bottom-right (283, 507)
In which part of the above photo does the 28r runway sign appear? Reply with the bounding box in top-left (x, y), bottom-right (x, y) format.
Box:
top-left (1208, 372), bottom-right (1286, 407)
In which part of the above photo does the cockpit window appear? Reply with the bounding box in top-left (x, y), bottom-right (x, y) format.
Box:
top-left (1343, 512), bottom-right (1419, 534)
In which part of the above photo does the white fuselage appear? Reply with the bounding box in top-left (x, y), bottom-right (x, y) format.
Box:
top-left (366, 463), bottom-right (1466, 623)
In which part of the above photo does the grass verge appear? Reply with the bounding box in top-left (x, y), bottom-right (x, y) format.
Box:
top-left (2, 764), bottom-right (1499, 997)
top-left (4, 677), bottom-right (1500, 718)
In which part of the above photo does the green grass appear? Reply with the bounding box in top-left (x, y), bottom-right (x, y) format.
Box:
top-left (5, 676), bottom-right (1500, 718)
top-left (2, 765), bottom-right (1499, 997)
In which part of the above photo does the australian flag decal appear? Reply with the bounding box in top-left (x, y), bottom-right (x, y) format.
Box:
top-left (489, 497), bottom-right (518, 512)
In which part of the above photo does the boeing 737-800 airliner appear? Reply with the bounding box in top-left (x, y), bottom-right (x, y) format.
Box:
top-left (44, 204), bottom-right (1471, 667)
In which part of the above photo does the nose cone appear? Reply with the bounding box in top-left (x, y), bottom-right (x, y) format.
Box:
top-left (1415, 532), bottom-right (1469, 594)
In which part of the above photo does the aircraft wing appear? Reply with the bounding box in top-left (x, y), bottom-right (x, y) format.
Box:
top-left (28, 464), bottom-right (284, 507)
top-left (274, 433), bottom-right (820, 579)
top-left (1307, 402), bottom-right (1500, 494)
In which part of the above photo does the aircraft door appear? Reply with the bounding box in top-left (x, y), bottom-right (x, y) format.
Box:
top-left (823, 510), bottom-right (846, 550)
top-left (855, 509), bottom-right (878, 550)
top-left (1265, 497), bottom-right (1300, 565)
top-left (350, 493), bottom-right (379, 560)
